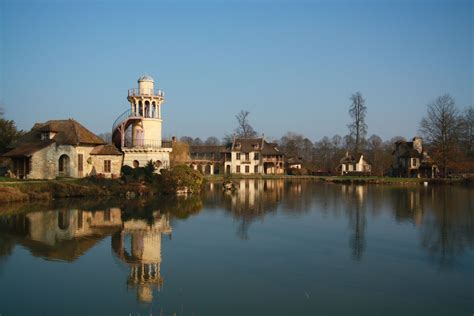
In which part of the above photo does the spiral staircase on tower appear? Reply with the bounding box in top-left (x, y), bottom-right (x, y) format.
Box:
top-left (111, 109), bottom-right (172, 150)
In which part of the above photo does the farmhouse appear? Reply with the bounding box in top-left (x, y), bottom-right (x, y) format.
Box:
top-left (392, 137), bottom-right (438, 178)
top-left (338, 152), bottom-right (372, 176)
top-left (3, 119), bottom-right (122, 179)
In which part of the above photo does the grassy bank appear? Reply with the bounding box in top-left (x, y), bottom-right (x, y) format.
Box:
top-left (0, 165), bottom-right (205, 204)
top-left (0, 177), bottom-right (145, 203)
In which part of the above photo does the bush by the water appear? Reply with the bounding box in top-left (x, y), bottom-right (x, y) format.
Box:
top-left (158, 165), bottom-right (204, 194)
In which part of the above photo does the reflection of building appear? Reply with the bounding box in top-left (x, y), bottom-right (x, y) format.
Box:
top-left (112, 212), bottom-right (172, 304)
top-left (0, 209), bottom-right (122, 261)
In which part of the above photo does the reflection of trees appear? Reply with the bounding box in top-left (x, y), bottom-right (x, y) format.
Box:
top-left (340, 185), bottom-right (367, 261)
top-left (419, 186), bottom-right (474, 268)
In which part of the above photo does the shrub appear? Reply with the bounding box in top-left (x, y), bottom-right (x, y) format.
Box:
top-left (158, 165), bottom-right (204, 194)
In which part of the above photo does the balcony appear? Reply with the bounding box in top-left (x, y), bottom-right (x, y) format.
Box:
top-left (128, 88), bottom-right (165, 97)
top-left (124, 138), bottom-right (173, 149)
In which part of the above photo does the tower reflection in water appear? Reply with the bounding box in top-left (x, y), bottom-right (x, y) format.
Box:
top-left (0, 207), bottom-right (172, 304)
top-left (112, 211), bottom-right (172, 304)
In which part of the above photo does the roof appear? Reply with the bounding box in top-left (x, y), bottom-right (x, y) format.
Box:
top-left (138, 75), bottom-right (154, 82)
top-left (287, 156), bottom-right (303, 164)
top-left (339, 153), bottom-right (372, 165)
top-left (6, 119), bottom-right (105, 154)
top-left (3, 141), bottom-right (53, 158)
top-left (90, 144), bottom-right (123, 156)
top-left (394, 141), bottom-right (423, 158)
top-left (232, 138), bottom-right (283, 155)
top-left (189, 145), bottom-right (226, 154)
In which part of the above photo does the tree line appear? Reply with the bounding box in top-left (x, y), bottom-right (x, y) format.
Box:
top-left (179, 94), bottom-right (473, 176)
top-left (1, 91), bottom-right (472, 176)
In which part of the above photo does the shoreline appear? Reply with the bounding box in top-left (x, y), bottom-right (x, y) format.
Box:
top-left (204, 174), bottom-right (472, 185)
top-left (0, 175), bottom-right (471, 205)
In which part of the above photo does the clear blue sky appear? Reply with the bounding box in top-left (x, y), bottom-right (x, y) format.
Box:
top-left (1, 0), bottom-right (472, 142)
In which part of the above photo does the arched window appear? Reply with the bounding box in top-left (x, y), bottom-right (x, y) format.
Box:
top-left (133, 160), bottom-right (140, 168)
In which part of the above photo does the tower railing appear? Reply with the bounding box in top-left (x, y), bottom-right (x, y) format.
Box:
top-left (128, 88), bottom-right (165, 97)
top-left (112, 109), bottom-right (132, 132)
top-left (124, 138), bottom-right (173, 149)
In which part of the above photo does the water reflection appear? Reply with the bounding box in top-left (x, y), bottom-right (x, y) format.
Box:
top-left (205, 180), bottom-right (473, 266)
top-left (0, 180), bottom-right (472, 310)
top-left (112, 211), bottom-right (172, 303)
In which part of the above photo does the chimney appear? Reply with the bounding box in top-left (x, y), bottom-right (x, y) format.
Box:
top-left (413, 137), bottom-right (422, 154)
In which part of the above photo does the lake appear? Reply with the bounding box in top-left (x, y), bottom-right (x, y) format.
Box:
top-left (0, 180), bottom-right (472, 316)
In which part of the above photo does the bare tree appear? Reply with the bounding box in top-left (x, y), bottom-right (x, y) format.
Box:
top-left (367, 134), bottom-right (384, 175)
top-left (179, 136), bottom-right (194, 145)
top-left (420, 94), bottom-right (461, 176)
top-left (235, 110), bottom-right (257, 138)
top-left (204, 136), bottom-right (220, 145)
top-left (347, 92), bottom-right (367, 153)
top-left (460, 106), bottom-right (473, 155)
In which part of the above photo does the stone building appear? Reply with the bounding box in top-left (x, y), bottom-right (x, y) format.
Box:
top-left (3, 119), bottom-right (122, 179)
top-left (224, 138), bottom-right (285, 175)
top-left (185, 138), bottom-right (285, 175)
top-left (338, 152), bottom-right (372, 176)
top-left (392, 137), bottom-right (438, 178)
top-left (112, 75), bottom-right (172, 172)
top-left (188, 145), bottom-right (226, 175)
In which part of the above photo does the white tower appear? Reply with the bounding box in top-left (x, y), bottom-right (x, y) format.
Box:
top-left (112, 75), bottom-right (172, 170)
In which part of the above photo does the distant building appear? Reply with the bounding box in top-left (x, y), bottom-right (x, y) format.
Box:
top-left (225, 137), bottom-right (285, 175)
top-left (186, 137), bottom-right (285, 175)
top-left (112, 75), bottom-right (172, 171)
top-left (286, 156), bottom-right (303, 170)
top-left (188, 145), bottom-right (226, 175)
top-left (338, 152), bottom-right (372, 176)
top-left (3, 119), bottom-right (122, 179)
top-left (392, 137), bottom-right (438, 178)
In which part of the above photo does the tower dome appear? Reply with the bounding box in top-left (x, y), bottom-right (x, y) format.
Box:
top-left (138, 75), bottom-right (154, 83)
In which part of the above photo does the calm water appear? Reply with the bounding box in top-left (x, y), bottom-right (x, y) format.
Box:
top-left (0, 180), bottom-right (472, 316)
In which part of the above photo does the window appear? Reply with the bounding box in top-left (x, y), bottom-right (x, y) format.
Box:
top-left (254, 165), bottom-right (259, 174)
top-left (254, 153), bottom-right (259, 160)
top-left (104, 209), bottom-right (111, 222)
top-left (245, 165), bottom-right (250, 173)
top-left (412, 158), bottom-right (418, 167)
top-left (104, 160), bottom-right (111, 173)
top-left (41, 132), bottom-right (49, 140)
top-left (236, 166), bottom-right (241, 173)
top-left (245, 153), bottom-right (250, 161)
top-left (78, 154), bottom-right (83, 172)
top-left (77, 211), bottom-right (83, 229)
top-left (236, 153), bottom-right (241, 160)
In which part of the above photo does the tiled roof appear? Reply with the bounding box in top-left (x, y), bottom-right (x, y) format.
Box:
top-left (4, 119), bottom-right (105, 157)
top-left (3, 141), bottom-right (53, 157)
top-left (189, 145), bottom-right (226, 154)
top-left (232, 138), bottom-right (283, 155)
top-left (15, 119), bottom-right (104, 146)
top-left (90, 144), bottom-right (123, 156)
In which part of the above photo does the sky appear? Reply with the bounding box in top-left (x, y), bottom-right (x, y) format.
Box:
top-left (0, 0), bottom-right (472, 142)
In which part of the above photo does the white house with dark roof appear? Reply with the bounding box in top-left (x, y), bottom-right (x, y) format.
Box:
top-left (338, 152), bottom-right (372, 176)
top-left (224, 137), bottom-right (285, 175)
